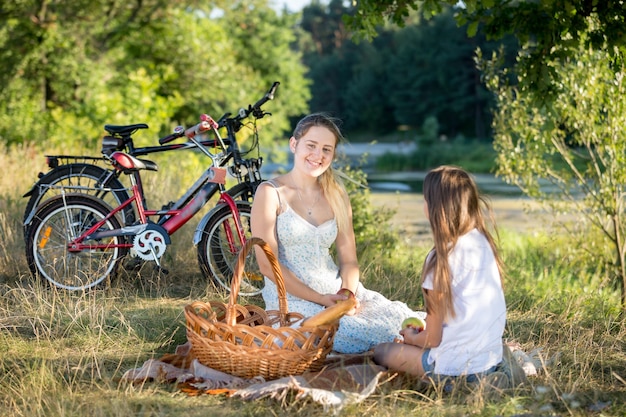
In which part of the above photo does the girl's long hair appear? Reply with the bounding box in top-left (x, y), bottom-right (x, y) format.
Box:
top-left (421, 165), bottom-right (504, 319)
top-left (292, 113), bottom-right (349, 233)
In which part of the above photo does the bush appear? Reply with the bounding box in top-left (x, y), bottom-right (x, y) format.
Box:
top-left (340, 163), bottom-right (399, 258)
top-left (376, 138), bottom-right (497, 173)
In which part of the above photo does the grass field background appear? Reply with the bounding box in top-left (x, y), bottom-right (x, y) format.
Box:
top-left (1, 143), bottom-right (624, 416)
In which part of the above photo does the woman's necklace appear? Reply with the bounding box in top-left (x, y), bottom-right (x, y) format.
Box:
top-left (292, 177), bottom-right (320, 217)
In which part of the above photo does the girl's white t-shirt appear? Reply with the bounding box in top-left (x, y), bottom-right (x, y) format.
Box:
top-left (422, 228), bottom-right (506, 376)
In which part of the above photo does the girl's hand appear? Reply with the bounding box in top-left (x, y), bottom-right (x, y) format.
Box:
top-left (400, 326), bottom-right (422, 346)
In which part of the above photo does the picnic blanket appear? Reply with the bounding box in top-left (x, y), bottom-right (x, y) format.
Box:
top-left (122, 342), bottom-right (385, 414)
top-left (122, 341), bottom-right (546, 413)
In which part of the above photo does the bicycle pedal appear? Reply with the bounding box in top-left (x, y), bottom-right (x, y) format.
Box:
top-left (153, 265), bottom-right (169, 275)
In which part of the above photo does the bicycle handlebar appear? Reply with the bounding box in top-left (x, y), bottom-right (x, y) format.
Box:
top-left (251, 81), bottom-right (279, 114)
top-left (158, 125), bottom-right (186, 145)
top-left (184, 121), bottom-right (208, 139)
top-left (216, 81), bottom-right (280, 130)
top-left (162, 80), bottom-right (278, 145)
top-left (200, 114), bottom-right (220, 129)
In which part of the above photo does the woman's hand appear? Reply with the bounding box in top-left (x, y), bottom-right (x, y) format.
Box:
top-left (344, 299), bottom-right (360, 316)
top-left (317, 293), bottom-right (360, 316)
top-left (319, 293), bottom-right (344, 307)
top-left (335, 288), bottom-right (361, 315)
top-left (326, 291), bottom-right (361, 316)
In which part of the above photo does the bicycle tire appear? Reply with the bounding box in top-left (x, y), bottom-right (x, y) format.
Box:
top-left (23, 163), bottom-right (134, 238)
top-left (226, 181), bottom-right (260, 203)
top-left (197, 202), bottom-right (264, 296)
top-left (25, 194), bottom-right (127, 291)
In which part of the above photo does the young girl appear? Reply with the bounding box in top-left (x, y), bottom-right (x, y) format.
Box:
top-left (374, 166), bottom-right (506, 381)
top-left (250, 113), bottom-right (423, 354)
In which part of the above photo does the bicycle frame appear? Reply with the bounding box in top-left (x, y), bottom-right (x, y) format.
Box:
top-left (65, 170), bottom-right (244, 252)
top-left (22, 136), bottom-right (233, 225)
top-left (66, 119), bottom-right (247, 259)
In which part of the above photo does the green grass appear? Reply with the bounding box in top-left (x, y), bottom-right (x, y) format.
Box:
top-left (1, 142), bottom-right (625, 416)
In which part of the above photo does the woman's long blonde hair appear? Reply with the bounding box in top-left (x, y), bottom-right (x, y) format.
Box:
top-left (421, 165), bottom-right (504, 319)
top-left (292, 113), bottom-right (349, 233)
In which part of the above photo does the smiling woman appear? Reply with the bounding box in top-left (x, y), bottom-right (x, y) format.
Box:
top-left (250, 113), bottom-right (424, 354)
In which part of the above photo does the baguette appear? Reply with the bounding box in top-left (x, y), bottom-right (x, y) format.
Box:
top-left (300, 298), bottom-right (357, 328)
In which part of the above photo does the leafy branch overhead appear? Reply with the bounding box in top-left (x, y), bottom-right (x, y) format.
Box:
top-left (347, 0), bottom-right (626, 94)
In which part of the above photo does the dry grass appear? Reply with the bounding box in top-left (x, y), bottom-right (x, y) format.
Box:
top-left (1, 143), bottom-right (625, 416)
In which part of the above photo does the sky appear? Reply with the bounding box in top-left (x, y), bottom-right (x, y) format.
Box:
top-left (275, 0), bottom-right (316, 12)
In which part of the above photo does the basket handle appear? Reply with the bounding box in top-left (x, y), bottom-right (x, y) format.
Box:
top-left (226, 237), bottom-right (289, 326)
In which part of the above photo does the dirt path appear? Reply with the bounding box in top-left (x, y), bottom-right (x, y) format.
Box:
top-left (369, 192), bottom-right (559, 244)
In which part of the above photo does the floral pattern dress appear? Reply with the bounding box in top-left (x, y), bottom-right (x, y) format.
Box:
top-left (261, 183), bottom-right (425, 354)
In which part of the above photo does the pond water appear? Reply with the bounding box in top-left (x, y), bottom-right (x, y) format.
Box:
top-left (367, 172), bottom-right (524, 197)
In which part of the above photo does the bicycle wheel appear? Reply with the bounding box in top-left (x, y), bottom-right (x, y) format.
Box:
top-left (23, 163), bottom-right (134, 238)
top-left (25, 194), bottom-right (127, 291)
top-left (226, 181), bottom-right (260, 203)
top-left (197, 202), bottom-right (264, 296)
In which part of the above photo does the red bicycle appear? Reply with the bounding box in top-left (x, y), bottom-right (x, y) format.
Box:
top-left (25, 83), bottom-right (279, 294)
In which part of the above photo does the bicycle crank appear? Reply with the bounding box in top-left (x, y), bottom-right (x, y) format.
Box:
top-left (132, 224), bottom-right (170, 264)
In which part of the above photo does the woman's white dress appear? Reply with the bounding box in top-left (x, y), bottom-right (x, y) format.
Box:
top-left (261, 192), bottom-right (424, 354)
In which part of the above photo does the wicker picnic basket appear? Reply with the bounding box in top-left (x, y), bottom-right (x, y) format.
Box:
top-left (185, 237), bottom-right (353, 380)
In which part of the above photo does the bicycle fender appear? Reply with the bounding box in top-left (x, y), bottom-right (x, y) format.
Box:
top-left (23, 184), bottom-right (36, 198)
top-left (23, 182), bottom-right (46, 226)
top-left (193, 203), bottom-right (227, 246)
top-left (22, 168), bottom-right (62, 199)
top-left (193, 201), bottom-right (250, 246)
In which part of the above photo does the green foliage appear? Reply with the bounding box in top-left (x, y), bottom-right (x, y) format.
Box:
top-left (347, 0), bottom-right (626, 99)
top-left (0, 78), bottom-right (47, 146)
top-left (340, 162), bottom-right (399, 258)
top-left (375, 138), bottom-right (497, 174)
top-left (215, 0), bottom-right (311, 140)
top-left (420, 116), bottom-right (439, 146)
top-left (485, 40), bottom-right (626, 311)
top-left (0, 0), bottom-right (310, 149)
top-left (386, 9), bottom-right (512, 138)
top-left (300, 4), bottom-right (517, 139)
top-left (500, 229), bottom-right (617, 314)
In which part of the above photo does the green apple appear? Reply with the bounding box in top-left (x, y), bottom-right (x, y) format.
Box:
top-left (401, 316), bottom-right (426, 332)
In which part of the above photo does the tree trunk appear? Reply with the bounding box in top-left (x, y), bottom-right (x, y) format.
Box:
top-left (612, 213), bottom-right (626, 313)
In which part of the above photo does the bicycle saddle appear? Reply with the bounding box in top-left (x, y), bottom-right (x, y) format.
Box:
top-left (109, 151), bottom-right (158, 173)
top-left (104, 123), bottom-right (149, 136)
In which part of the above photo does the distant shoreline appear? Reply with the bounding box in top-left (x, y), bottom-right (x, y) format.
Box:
top-left (369, 192), bottom-right (565, 245)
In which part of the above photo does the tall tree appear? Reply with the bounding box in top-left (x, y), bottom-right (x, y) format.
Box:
top-left (217, 0), bottom-right (310, 139)
top-left (347, 0), bottom-right (626, 97)
top-left (485, 44), bottom-right (626, 311)
top-left (300, 0), bottom-right (352, 56)
top-left (300, 3), bottom-right (515, 137)
top-left (0, 0), bottom-right (309, 147)
top-left (0, 0), bottom-right (196, 142)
